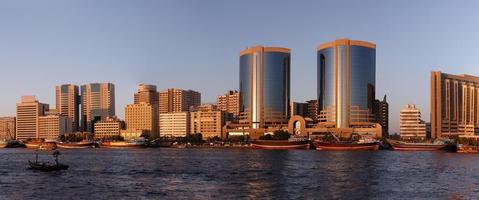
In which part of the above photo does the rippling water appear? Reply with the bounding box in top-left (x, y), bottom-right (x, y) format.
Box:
top-left (0, 148), bottom-right (478, 199)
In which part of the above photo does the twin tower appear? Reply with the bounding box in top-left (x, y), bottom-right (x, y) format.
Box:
top-left (238, 39), bottom-right (376, 133)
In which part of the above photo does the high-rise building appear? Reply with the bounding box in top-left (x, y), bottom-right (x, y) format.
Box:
top-left (291, 102), bottom-right (309, 117)
top-left (239, 46), bottom-right (291, 130)
top-left (291, 100), bottom-right (320, 122)
top-left (216, 90), bottom-right (240, 119)
top-left (159, 88), bottom-right (201, 114)
top-left (93, 117), bottom-right (123, 139)
top-left (374, 95), bottom-right (389, 138)
top-left (317, 39), bottom-right (376, 128)
top-left (125, 103), bottom-right (158, 139)
top-left (400, 104), bottom-right (426, 140)
top-left (81, 83), bottom-right (115, 132)
top-left (16, 96), bottom-right (49, 140)
top-left (0, 117), bottom-right (15, 141)
top-left (131, 84), bottom-right (159, 138)
top-left (38, 115), bottom-right (72, 140)
top-left (190, 106), bottom-right (229, 139)
top-left (159, 112), bottom-right (190, 137)
top-left (56, 84), bottom-right (80, 131)
top-left (306, 100), bottom-right (319, 122)
top-left (431, 71), bottom-right (479, 138)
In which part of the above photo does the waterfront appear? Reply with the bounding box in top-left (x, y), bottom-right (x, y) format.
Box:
top-left (0, 148), bottom-right (478, 199)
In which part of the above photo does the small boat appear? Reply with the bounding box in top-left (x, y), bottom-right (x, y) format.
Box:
top-left (100, 141), bottom-right (145, 148)
top-left (456, 144), bottom-right (479, 153)
top-left (251, 138), bottom-right (310, 150)
top-left (57, 141), bottom-right (95, 149)
top-left (314, 141), bottom-right (379, 151)
top-left (28, 150), bottom-right (69, 172)
top-left (387, 139), bottom-right (447, 151)
top-left (0, 141), bottom-right (7, 148)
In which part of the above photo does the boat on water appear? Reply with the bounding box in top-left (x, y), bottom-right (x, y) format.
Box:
top-left (456, 144), bottom-right (479, 153)
top-left (0, 141), bottom-right (7, 148)
top-left (57, 141), bottom-right (96, 149)
top-left (28, 150), bottom-right (69, 172)
top-left (100, 141), bottom-right (146, 148)
top-left (251, 138), bottom-right (310, 150)
top-left (387, 139), bottom-right (447, 151)
top-left (25, 141), bottom-right (57, 150)
top-left (313, 141), bottom-right (379, 151)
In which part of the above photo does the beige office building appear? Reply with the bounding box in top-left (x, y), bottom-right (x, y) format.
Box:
top-left (38, 115), bottom-right (72, 140)
top-left (159, 112), bottom-right (190, 137)
top-left (94, 117), bottom-right (123, 139)
top-left (16, 96), bottom-right (49, 140)
top-left (191, 109), bottom-right (228, 139)
top-left (159, 88), bottom-right (201, 114)
top-left (431, 71), bottom-right (479, 138)
top-left (81, 83), bottom-right (115, 132)
top-left (216, 90), bottom-right (240, 119)
top-left (125, 103), bottom-right (158, 139)
top-left (56, 84), bottom-right (80, 131)
top-left (0, 117), bottom-right (16, 141)
top-left (400, 104), bottom-right (426, 140)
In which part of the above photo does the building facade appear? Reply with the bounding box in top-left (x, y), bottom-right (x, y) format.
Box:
top-left (431, 71), bottom-right (479, 138)
top-left (125, 103), bottom-right (157, 139)
top-left (159, 88), bottom-right (201, 114)
top-left (159, 112), bottom-right (190, 137)
top-left (216, 90), bottom-right (240, 119)
top-left (56, 84), bottom-right (80, 131)
top-left (317, 39), bottom-right (376, 129)
top-left (93, 117), bottom-right (123, 139)
top-left (0, 117), bottom-right (15, 141)
top-left (81, 83), bottom-right (115, 132)
top-left (190, 108), bottom-right (229, 139)
top-left (374, 95), bottom-right (389, 138)
top-left (400, 104), bottom-right (426, 140)
top-left (38, 115), bottom-right (72, 140)
top-left (239, 46), bottom-right (291, 131)
top-left (16, 96), bottom-right (49, 140)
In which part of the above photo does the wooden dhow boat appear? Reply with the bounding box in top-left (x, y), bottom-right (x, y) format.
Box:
top-left (387, 139), bottom-right (447, 151)
top-left (251, 137), bottom-right (310, 150)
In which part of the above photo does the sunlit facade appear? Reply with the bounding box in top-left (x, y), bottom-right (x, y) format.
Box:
top-left (317, 39), bottom-right (376, 128)
top-left (239, 46), bottom-right (290, 130)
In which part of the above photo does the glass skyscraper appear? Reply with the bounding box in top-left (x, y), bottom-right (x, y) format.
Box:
top-left (317, 39), bottom-right (376, 128)
top-left (239, 46), bottom-right (290, 129)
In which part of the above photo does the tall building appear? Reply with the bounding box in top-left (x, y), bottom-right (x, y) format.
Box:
top-left (239, 46), bottom-right (291, 130)
top-left (38, 115), bottom-right (72, 140)
top-left (306, 100), bottom-right (319, 122)
top-left (374, 95), bottom-right (389, 138)
top-left (317, 39), bottom-right (376, 128)
top-left (0, 117), bottom-right (15, 141)
top-left (216, 90), bottom-right (240, 119)
top-left (400, 104), bottom-right (426, 140)
top-left (93, 117), bottom-right (123, 139)
top-left (291, 100), bottom-right (320, 122)
top-left (81, 83), bottom-right (115, 132)
top-left (125, 103), bottom-right (158, 139)
top-left (134, 84), bottom-right (159, 106)
top-left (431, 71), bottom-right (479, 138)
top-left (190, 106), bottom-right (229, 139)
top-left (159, 88), bottom-right (201, 114)
top-left (16, 96), bottom-right (49, 140)
top-left (56, 84), bottom-right (80, 131)
top-left (291, 102), bottom-right (309, 117)
top-left (159, 112), bottom-right (190, 137)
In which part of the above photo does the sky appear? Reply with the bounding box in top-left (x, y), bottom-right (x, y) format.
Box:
top-left (1, 0), bottom-right (479, 134)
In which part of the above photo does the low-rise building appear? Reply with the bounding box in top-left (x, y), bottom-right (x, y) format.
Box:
top-left (38, 115), bottom-right (72, 141)
top-left (190, 109), bottom-right (229, 139)
top-left (94, 117), bottom-right (124, 139)
top-left (159, 112), bottom-right (190, 137)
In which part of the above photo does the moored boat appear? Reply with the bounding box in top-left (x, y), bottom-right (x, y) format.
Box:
top-left (24, 140), bottom-right (57, 150)
top-left (251, 139), bottom-right (310, 150)
top-left (314, 141), bottom-right (379, 151)
top-left (456, 144), bottom-right (479, 153)
top-left (100, 141), bottom-right (145, 148)
top-left (387, 139), bottom-right (447, 151)
top-left (57, 141), bottom-right (95, 149)
top-left (0, 141), bottom-right (7, 148)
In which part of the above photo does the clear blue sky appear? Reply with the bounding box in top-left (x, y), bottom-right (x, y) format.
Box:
top-left (1, 0), bottom-right (479, 134)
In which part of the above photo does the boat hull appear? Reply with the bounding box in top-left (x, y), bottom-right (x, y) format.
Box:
top-left (100, 142), bottom-right (145, 148)
top-left (251, 140), bottom-right (310, 150)
top-left (388, 140), bottom-right (446, 151)
top-left (57, 142), bottom-right (95, 149)
top-left (314, 142), bottom-right (379, 151)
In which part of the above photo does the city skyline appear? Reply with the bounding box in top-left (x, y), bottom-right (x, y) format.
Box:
top-left (2, 1), bottom-right (479, 134)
